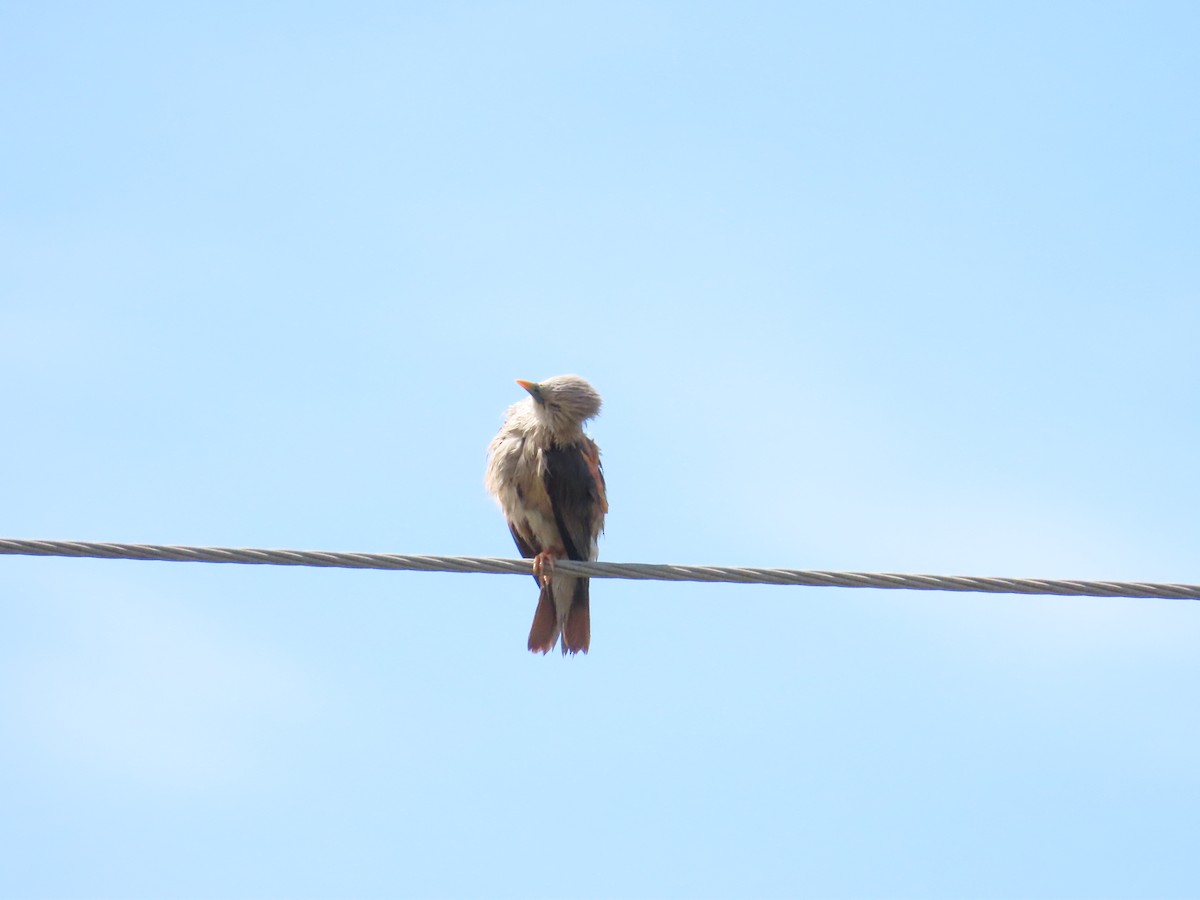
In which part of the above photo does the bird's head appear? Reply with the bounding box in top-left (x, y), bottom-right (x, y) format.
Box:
top-left (516, 375), bottom-right (602, 435)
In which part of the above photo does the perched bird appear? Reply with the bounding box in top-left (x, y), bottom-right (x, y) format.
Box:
top-left (485, 375), bottom-right (607, 655)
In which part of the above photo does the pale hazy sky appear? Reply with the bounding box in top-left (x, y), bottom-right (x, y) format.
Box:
top-left (2, 3), bottom-right (1198, 898)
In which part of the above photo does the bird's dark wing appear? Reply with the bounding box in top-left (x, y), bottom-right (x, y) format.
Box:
top-left (507, 520), bottom-right (543, 586)
top-left (508, 522), bottom-right (538, 558)
top-left (543, 439), bottom-right (605, 562)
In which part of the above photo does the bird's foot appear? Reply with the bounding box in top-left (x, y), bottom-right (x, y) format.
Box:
top-left (532, 550), bottom-right (560, 586)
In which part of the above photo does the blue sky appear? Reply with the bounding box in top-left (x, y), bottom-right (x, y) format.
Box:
top-left (2, 2), bottom-right (1198, 898)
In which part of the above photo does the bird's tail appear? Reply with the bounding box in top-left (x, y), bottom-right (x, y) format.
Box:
top-left (561, 575), bottom-right (590, 655)
top-left (527, 582), bottom-right (559, 654)
top-left (527, 575), bottom-right (590, 655)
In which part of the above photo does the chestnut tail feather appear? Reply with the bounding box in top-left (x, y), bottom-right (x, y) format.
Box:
top-left (528, 578), bottom-right (591, 655)
top-left (527, 584), bottom-right (558, 654)
top-left (562, 578), bottom-right (590, 655)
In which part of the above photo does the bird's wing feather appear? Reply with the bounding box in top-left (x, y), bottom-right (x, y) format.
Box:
top-left (507, 521), bottom-right (543, 586)
top-left (542, 439), bottom-right (605, 562)
top-left (585, 437), bottom-right (608, 518)
top-left (507, 521), bottom-right (538, 558)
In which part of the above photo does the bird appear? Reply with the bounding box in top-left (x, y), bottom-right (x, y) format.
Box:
top-left (485, 375), bottom-right (607, 655)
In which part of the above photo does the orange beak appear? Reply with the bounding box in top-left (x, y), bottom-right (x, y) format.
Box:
top-left (516, 379), bottom-right (544, 403)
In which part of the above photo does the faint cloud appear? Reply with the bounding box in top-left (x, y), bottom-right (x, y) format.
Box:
top-left (0, 310), bottom-right (96, 373)
top-left (6, 570), bottom-right (319, 792)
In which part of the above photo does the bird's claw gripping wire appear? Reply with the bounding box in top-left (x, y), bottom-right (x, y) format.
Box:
top-left (532, 549), bottom-right (560, 586)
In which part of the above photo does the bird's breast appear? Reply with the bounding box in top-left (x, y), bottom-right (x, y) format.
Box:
top-left (486, 431), bottom-right (560, 547)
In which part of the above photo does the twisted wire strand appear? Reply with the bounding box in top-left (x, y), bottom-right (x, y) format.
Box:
top-left (1, 538), bottom-right (1197, 601)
